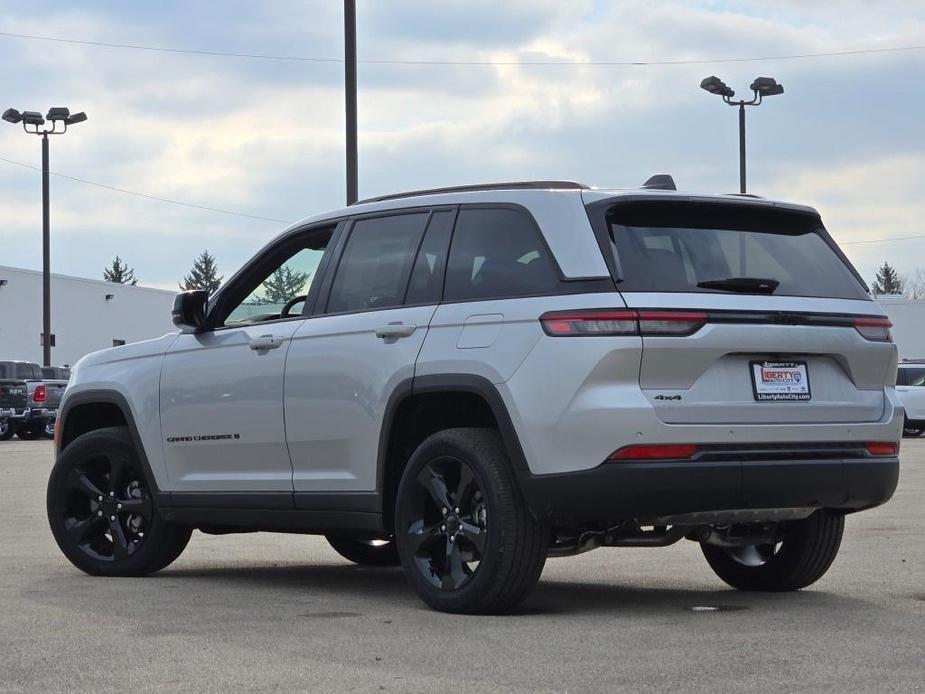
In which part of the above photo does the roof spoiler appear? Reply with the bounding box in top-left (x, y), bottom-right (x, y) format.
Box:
top-left (641, 174), bottom-right (676, 191)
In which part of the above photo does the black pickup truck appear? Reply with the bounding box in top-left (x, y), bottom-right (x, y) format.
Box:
top-left (0, 361), bottom-right (68, 440)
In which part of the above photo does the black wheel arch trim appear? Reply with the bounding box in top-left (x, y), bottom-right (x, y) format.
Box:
top-left (57, 389), bottom-right (163, 496)
top-left (376, 373), bottom-right (530, 492)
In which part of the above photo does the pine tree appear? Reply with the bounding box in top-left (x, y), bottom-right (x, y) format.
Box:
top-left (255, 266), bottom-right (311, 304)
top-left (103, 256), bottom-right (137, 285)
top-left (180, 250), bottom-right (223, 294)
top-left (872, 262), bottom-right (903, 296)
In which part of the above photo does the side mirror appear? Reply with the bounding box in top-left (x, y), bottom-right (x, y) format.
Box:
top-left (172, 290), bottom-right (209, 333)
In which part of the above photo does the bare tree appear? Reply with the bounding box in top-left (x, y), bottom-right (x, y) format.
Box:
top-left (905, 268), bottom-right (925, 300)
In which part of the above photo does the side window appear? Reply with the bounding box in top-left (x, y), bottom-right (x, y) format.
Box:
top-left (224, 229), bottom-right (332, 326)
top-left (908, 368), bottom-right (925, 387)
top-left (405, 210), bottom-right (455, 305)
top-left (444, 207), bottom-right (559, 302)
top-left (897, 369), bottom-right (908, 386)
top-left (326, 213), bottom-right (429, 313)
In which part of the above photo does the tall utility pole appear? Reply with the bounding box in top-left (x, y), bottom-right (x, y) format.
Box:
top-left (2, 107), bottom-right (87, 366)
top-left (42, 132), bottom-right (51, 366)
top-left (344, 0), bottom-right (358, 205)
top-left (700, 76), bottom-right (784, 195)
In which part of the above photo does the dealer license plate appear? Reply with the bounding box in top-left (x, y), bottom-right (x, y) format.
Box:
top-left (750, 361), bottom-right (811, 401)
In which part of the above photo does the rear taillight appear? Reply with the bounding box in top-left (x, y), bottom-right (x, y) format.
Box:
top-left (854, 317), bottom-right (892, 342)
top-left (539, 309), bottom-right (637, 336)
top-left (34, 385), bottom-right (46, 403)
top-left (540, 309), bottom-right (707, 337)
top-left (608, 444), bottom-right (700, 461)
top-left (636, 310), bottom-right (707, 336)
top-left (865, 441), bottom-right (899, 457)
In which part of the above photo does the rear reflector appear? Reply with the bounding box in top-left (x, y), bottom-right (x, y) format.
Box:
top-left (854, 317), bottom-right (892, 342)
top-left (540, 309), bottom-right (707, 337)
top-left (865, 441), bottom-right (898, 457)
top-left (609, 444), bottom-right (700, 461)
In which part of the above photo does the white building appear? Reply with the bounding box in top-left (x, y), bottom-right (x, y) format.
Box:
top-left (1, 263), bottom-right (922, 369)
top-left (876, 296), bottom-right (925, 360)
top-left (0, 265), bottom-right (176, 366)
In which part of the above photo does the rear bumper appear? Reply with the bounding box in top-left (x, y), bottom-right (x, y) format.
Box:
top-left (518, 457), bottom-right (899, 524)
top-left (0, 408), bottom-right (55, 423)
top-left (0, 407), bottom-right (30, 420)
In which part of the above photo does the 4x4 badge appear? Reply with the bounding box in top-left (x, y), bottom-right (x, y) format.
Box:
top-left (654, 394), bottom-right (682, 401)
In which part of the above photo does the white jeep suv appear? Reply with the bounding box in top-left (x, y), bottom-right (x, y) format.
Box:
top-left (47, 179), bottom-right (902, 613)
top-left (898, 360), bottom-right (925, 436)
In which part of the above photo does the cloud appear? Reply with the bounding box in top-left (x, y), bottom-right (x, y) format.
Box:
top-left (0, 0), bottom-right (923, 289)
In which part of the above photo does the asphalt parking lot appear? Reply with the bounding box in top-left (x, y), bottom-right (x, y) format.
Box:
top-left (1, 440), bottom-right (923, 693)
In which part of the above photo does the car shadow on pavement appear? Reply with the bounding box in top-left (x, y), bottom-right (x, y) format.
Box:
top-left (26, 561), bottom-right (870, 621)
top-left (521, 578), bottom-right (865, 617)
top-left (79, 561), bottom-right (870, 617)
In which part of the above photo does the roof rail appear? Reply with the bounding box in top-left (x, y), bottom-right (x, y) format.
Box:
top-left (641, 174), bottom-right (676, 191)
top-left (354, 180), bottom-right (589, 205)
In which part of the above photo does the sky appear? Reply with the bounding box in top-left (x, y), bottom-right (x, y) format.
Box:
top-left (1, 0), bottom-right (924, 291)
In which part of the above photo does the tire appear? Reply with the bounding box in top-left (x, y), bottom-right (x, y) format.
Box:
top-left (903, 426), bottom-right (923, 438)
top-left (326, 536), bottom-right (400, 566)
top-left (17, 426), bottom-right (41, 440)
top-left (701, 510), bottom-right (844, 591)
top-left (0, 421), bottom-right (12, 441)
top-left (394, 427), bottom-right (547, 614)
top-left (47, 426), bottom-right (192, 576)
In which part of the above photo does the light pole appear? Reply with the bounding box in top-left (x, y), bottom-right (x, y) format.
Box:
top-left (700, 76), bottom-right (783, 194)
top-left (2, 106), bottom-right (87, 366)
top-left (344, 0), bottom-right (358, 205)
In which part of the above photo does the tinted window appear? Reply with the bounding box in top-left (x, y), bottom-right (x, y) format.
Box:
top-left (445, 208), bottom-right (559, 301)
top-left (15, 363), bottom-right (37, 379)
top-left (603, 202), bottom-right (869, 300)
top-left (327, 213), bottom-right (429, 313)
top-left (903, 368), bottom-right (925, 387)
top-left (405, 210), bottom-right (455, 305)
top-left (0, 363), bottom-right (11, 379)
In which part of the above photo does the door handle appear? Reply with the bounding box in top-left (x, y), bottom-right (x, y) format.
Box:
top-left (248, 335), bottom-right (285, 350)
top-left (375, 322), bottom-right (416, 339)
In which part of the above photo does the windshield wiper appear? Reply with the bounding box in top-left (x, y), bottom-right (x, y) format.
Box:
top-left (696, 277), bottom-right (780, 294)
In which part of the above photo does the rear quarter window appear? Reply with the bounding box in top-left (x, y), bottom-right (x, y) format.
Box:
top-left (444, 207), bottom-right (560, 301)
top-left (602, 201), bottom-right (869, 300)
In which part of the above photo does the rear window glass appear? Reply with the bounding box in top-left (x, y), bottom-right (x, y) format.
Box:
top-left (445, 208), bottom-right (559, 301)
top-left (604, 202), bottom-right (869, 300)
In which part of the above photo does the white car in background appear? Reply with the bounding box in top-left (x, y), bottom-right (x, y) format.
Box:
top-left (897, 361), bottom-right (925, 437)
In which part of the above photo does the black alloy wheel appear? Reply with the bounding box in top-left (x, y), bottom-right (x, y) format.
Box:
top-left (395, 428), bottom-right (548, 614)
top-left (58, 448), bottom-right (153, 562)
top-left (701, 510), bottom-right (844, 591)
top-left (901, 415), bottom-right (923, 438)
top-left (47, 427), bottom-right (191, 576)
top-left (403, 455), bottom-right (488, 591)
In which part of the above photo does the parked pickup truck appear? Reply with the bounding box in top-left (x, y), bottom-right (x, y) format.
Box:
top-left (0, 361), bottom-right (67, 440)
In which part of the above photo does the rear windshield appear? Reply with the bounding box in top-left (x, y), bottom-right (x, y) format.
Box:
top-left (603, 202), bottom-right (869, 300)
